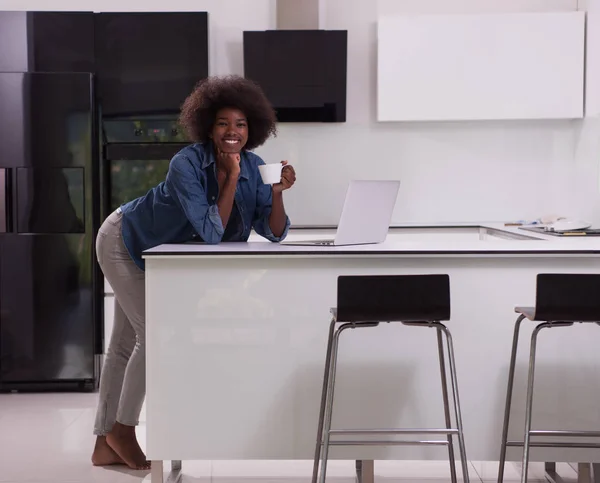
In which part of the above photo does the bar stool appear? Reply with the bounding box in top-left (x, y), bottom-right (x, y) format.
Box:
top-left (311, 274), bottom-right (470, 483)
top-left (498, 274), bottom-right (600, 483)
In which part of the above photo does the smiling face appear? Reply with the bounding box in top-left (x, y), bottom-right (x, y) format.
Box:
top-left (210, 107), bottom-right (249, 154)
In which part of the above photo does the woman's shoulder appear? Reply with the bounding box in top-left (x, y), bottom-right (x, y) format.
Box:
top-left (172, 143), bottom-right (208, 162)
top-left (167, 143), bottom-right (211, 172)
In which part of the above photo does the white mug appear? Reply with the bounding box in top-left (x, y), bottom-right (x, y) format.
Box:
top-left (258, 163), bottom-right (283, 185)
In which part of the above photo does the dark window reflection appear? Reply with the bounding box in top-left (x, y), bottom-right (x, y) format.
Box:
top-left (110, 159), bottom-right (170, 212)
top-left (17, 167), bottom-right (85, 234)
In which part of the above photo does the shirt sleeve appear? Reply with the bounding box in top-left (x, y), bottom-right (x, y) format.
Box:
top-left (165, 154), bottom-right (225, 244)
top-left (252, 162), bottom-right (291, 242)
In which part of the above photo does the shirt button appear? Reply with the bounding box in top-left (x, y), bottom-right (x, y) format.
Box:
top-left (212, 196), bottom-right (216, 200)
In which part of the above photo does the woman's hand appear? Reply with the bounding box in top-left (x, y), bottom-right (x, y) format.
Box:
top-left (273, 161), bottom-right (296, 194)
top-left (216, 149), bottom-right (241, 176)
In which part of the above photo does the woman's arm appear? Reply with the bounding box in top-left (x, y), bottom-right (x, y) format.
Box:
top-left (217, 174), bottom-right (238, 228)
top-left (215, 152), bottom-right (242, 228)
top-left (269, 162), bottom-right (295, 237)
top-left (165, 154), bottom-right (226, 244)
top-left (268, 189), bottom-right (287, 237)
top-left (252, 161), bottom-right (295, 242)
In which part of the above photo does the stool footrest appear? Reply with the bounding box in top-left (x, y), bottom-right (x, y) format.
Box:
top-left (329, 428), bottom-right (459, 436)
top-left (507, 441), bottom-right (600, 449)
top-left (529, 430), bottom-right (600, 438)
top-left (327, 439), bottom-right (450, 447)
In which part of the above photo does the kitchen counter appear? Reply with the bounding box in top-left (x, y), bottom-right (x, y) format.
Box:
top-left (143, 223), bottom-right (600, 481)
top-left (144, 223), bottom-right (600, 257)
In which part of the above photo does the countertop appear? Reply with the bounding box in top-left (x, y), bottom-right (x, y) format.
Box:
top-left (142, 223), bottom-right (600, 258)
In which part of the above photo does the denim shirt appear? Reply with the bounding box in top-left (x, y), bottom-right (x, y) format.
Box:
top-left (119, 142), bottom-right (291, 270)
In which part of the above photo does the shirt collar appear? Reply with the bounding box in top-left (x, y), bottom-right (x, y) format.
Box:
top-left (202, 141), bottom-right (250, 180)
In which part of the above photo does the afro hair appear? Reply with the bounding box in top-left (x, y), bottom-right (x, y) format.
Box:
top-left (179, 75), bottom-right (277, 150)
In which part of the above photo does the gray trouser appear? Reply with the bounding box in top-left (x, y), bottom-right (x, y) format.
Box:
top-left (94, 209), bottom-right (146, 435)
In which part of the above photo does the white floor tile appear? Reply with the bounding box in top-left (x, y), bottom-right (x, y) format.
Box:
top-left (212, 460), bottom-right (354, 478)
top-left (139, 462), bottom-right (211, 483)
top-left (0, 393), bottom-right (587, 483)
top-left (212, 480), bottom-right (351, 483)
top-left (471, 460), bottom-right (578, 482)
top-left (375, 460), bottom-right (472, 479)
top-left (211, 459), bottom-right (478, 481)
top-left (211, 479), bottom-right (455, 483)
top-left (373, 480), bottom-right (460, 483)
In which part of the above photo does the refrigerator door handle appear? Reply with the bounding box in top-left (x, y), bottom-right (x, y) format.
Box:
top-left (0, 168), bottom-right (12, 233)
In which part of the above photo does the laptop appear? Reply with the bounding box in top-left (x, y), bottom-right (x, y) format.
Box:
top-left (281, 180), bottom-right (401, 247)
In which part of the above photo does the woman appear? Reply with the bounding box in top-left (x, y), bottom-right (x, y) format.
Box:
top-left (91, 75), bottom-right (296, 470)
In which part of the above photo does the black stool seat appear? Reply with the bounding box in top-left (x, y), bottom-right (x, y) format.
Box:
top-left (498, 274), bottom-right (600, 483)
top-left (517, 273), bottom-right (600, 322)
top-left (334, 274), bottom-right (451, 322)
top-left (312, 274), bottom-right (470, 483)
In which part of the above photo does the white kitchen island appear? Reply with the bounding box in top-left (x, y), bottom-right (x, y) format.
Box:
top-left (143, 224), bottom-right (600, 482)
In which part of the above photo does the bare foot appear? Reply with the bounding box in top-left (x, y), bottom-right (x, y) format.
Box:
top-left (106, 422), bottom-right (151, 470)
top-left (91, 436), bottom-right (125, 466)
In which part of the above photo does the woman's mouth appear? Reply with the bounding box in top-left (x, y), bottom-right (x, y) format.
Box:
top-left (224, 139), bottom-right (240, 145)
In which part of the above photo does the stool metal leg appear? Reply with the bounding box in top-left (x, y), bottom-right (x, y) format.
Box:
top-left (498, 315), bottom-right (526, 483)
top-left (439, 324), bottom-right (470, 483)
top-left (520, 322), bottom-right (549, 483)
top-left (312, 318), bottom-right (337, 483)
top-left (437, 327), bottom-right (458, 483)
top-left (319, 323), bottom-right (352, 483)
top-left (356, 459), bottom-right (375, 483)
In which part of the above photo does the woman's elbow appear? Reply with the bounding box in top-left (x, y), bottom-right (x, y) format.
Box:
top-left (201, 227), bottom-right (224, 245)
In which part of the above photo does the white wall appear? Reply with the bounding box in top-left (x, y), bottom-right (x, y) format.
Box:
top-left (254, 0), bottom-right (600, 225)
top-left (0, 12), bottom-right (28, 70)
top-left (1, 0), bottom-right (597, 226)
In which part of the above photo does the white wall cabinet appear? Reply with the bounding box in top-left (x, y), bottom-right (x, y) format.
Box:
top-left (377, 11), bottom-right (585, 122)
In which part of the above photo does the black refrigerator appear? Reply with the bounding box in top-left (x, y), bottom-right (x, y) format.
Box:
top-left (0, 72), bottom-right (99, 391)
top-left (0, 9), bottom-right (208, 391)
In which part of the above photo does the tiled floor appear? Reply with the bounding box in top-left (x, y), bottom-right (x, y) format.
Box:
top-left (0, 393), bottom-right (579, 483)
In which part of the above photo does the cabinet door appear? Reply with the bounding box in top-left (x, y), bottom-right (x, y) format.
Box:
top-left (29, 12), bottom-right (95, 73)
top-left (95, 12), bottom-right (208, 116)
top-left (0, 73), bottom-right (94, 231)
top-left (0, 11), bottom-right (95, 73)
top-left (0, 233), bottom-right (95, 383)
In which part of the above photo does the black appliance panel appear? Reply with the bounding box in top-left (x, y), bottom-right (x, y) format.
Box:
top-left (102, 116), bottom-right (187, 144)
top-left (95, 12), bottom-right (208, 116)
top-left (243, 30), bottom-right (348, 122)
top-left (17, 167), bottom-right (85, 234)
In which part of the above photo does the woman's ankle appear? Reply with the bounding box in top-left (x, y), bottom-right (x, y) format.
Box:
top-left (110, 421), bottom-right (136, 437)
